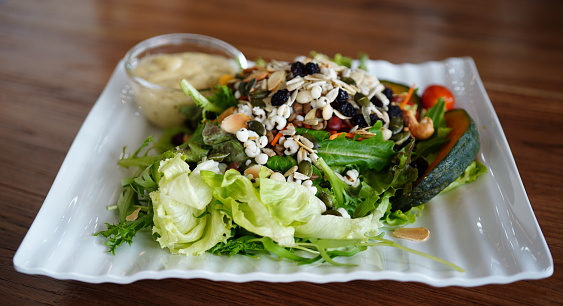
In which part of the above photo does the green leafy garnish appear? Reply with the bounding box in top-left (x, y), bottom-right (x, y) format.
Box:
top-left (94, 210), bottom-right (154, 255)
top-left (316, 121), bottom-right (395, 171)
top-left (266, 155), bottom-right (298, 173)
top-left (179, 81), bottom-right (238, 119)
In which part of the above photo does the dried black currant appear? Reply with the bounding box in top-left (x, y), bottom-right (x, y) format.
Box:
top-left (337, 102), bottom-right (356, 117)
top-left (271, 89), bottom-right (290, 106)
top-left (370, 95), bottom-right (383, 107)
top-left (383, 87), bottom-right (393, 100)
top-left (335, 88), bottom-right (349, 104)
top-left (351, 114), bottom-right (367, 127)
top-left (305, 62), bottom-right (320, 75)
top-left (351, 114), bottom-right (381, 128)
top-left (290, 61), bottom-right (306, 77)
top-left (386, 104), bottom-right (403, 118)
top-left (371, 114), bottom-right (383, 125)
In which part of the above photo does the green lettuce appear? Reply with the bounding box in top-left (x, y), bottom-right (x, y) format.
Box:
top-left (294, 212), bottom-right (382, 241)
top-left (151, 154), bottom-right (232, 255)
top-left (201, 166), bottom-right (386, 247)
top-left (441, 161), bottom-right (487, 194)
top-left (316, 121), bottom-right (396, 171)
top-left (201, 169), bottom-right (296, 247)
top-left (259, 168), bottom-right (325, 227)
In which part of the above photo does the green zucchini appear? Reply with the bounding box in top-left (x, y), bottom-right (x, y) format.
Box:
top-left (391, 109), bottom-right (480, 211)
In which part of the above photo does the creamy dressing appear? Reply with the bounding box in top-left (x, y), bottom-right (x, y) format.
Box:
top-left (131, 52), bottom-right (237, 128)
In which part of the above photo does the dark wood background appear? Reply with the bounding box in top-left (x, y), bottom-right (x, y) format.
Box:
top-left (1, 0), bottom-right (562, 304)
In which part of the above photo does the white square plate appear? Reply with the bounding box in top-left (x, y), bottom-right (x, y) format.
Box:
top-left (13, 57), bottom-right (553, 286)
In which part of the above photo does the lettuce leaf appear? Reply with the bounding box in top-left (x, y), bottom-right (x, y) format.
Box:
top-left (384, 205), bottom-right (424, 227)
top-left (316, 121), bottom-right (395, 171)
top-left (441, 161), bottom-right (487, 194)
top-left (315, 157), bottom-right (361, 213)
top-left (201, 169), bottom-right (296, 247)
top-left (294, 212), bottom-right (382, 241)
top-left (259, 168), bottom-right (324, 227)
top-left (151, 154), bottom-right (232, 255)
top-left (266, 155), bottom-right (298, 173)
top-left (201, 166), bottom-right (387, 248)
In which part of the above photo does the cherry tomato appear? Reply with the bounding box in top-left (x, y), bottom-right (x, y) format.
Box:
top-left (421, 85), bottom-right (455, 110)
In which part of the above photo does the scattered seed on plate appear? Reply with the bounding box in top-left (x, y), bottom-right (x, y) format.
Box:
top-left (392, 227), bottom-right (431, 242)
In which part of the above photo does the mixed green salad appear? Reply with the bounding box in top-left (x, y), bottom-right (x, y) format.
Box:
top-left (96, 53), bottom-right (486, 269)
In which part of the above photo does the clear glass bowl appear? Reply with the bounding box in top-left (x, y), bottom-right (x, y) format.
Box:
top-left (124, 33), bottom-right (247, 128)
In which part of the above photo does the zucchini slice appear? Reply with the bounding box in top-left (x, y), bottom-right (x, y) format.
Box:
top-left (392, 109), bottom-right (480, 211)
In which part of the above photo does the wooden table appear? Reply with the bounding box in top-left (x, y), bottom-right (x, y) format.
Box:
top-left (2, 0), bottom-right (562, 304)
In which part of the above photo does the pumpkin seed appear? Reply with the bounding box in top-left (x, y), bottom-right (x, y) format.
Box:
top-left (297, 160), bottom-right (313, 177)
top-left (322, 209), bottom-right (342, 216)
top-left (318, 191), bottom-right (333, 208)
top-left (208, 152), bottom-right (230, 162)
top-left (354, 92), bottom-right (371, 107)
top-left (250, 98), bottom-right (266, 108)
top-left (237, 81), bottom-right (247, 96)
top-left (249, 89), bottom-right (270, 99)
top-left (247, 120), bottom-right (266, 136)
top-left (245, 78), bottom-right (257, 95)
top-left (326, 88), bottom-right (339, 102)
top-left (389, 116), bottom-right (404, 134)
top-left (391, 131), bottom-right (410, 145)
top-left (342, 77), bottom-right (356, 85)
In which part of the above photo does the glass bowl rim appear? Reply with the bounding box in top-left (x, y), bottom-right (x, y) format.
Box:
top-left (124, 33), bottom-right (248, 91)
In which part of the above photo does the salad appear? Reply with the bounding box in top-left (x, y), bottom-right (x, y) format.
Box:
top-left (96, 53), bottom-right (486, 269)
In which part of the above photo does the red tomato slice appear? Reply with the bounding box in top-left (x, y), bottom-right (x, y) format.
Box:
top-left (421, 85), bottom-right (455, 110)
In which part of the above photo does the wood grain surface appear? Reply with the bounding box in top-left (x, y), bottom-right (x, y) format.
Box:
top-left (1, 0), bottom-right (562, 304)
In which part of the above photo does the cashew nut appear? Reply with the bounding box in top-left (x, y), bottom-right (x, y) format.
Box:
top-left (221, 113), bottom-right (252, 134)
top-left (402, 109), bottom-right (434, 140)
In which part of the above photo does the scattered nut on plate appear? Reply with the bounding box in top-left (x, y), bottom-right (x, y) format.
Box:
top-left (392, 227), bottom-right (431, 242)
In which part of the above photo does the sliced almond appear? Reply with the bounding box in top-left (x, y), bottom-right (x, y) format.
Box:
top-left (296, 90), bottom-right (314, 104)
top-left (125, 207), bottom-right (142, 221)
top-left (283, 165), bottom-right (298, 177)
top-left (392, 227), bottom-right (430, 242)
top-left (217, 106), bottom-right (236, 123)
top-left (243, 164), bottom-right (269, 179)
top-left (244, 71), bottom-right (269, 82)
top-left (267, 70), bottom-right (286, 91)
top-left (304, 108), bottom-right (317, 120)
